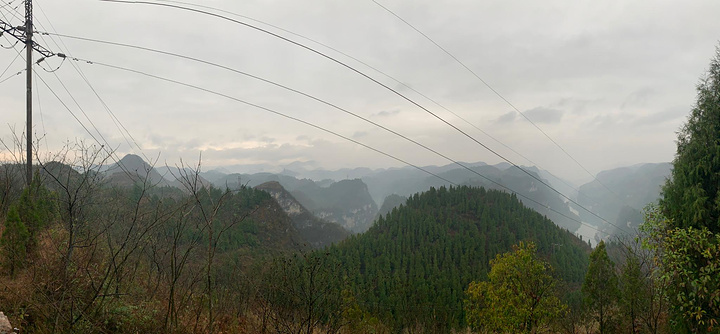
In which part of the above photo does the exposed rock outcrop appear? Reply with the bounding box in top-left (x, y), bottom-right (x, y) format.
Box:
top-left (0, 312), bottom-right (15, 334)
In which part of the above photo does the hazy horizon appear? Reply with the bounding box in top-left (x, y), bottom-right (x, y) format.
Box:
top-left (1, 0), bottom-right (716, 186)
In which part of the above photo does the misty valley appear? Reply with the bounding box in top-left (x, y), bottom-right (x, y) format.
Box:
top-left (1, 0), bottom-right (719, 333)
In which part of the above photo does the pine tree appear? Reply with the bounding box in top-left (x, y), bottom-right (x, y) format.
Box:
top-left (619, 252), bottom-right (647, 334)
top-left (651, 45), bottom-right (720, 332)
top-left (1, 205), bottom-right (30, 277)
top-left (582, 240), bottom-right (619, 334)
top-left (661, 47), bottom-right (720, 233)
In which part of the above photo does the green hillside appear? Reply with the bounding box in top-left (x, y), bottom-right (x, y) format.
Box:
top-left (325, 185), bottom-right (590, 330)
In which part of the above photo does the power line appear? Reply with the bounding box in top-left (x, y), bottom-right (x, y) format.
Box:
top-left (0, 35), bottom-right (23, 84)
top-left (0, 42), bottom-right (21, 76)
top-left (144, 0), bottom-right (587, 213)
top-left (33, 70), bottom-right (49, 150)
top-left (99, 0), bottom-right (630, 236)
top-left (369, 0), bottom-right (623, 201)
top-left (1, 27), bottom-right (136, 182)
top-left (0, 0), bottom-right (18, 11)
top-left (38, 30), bottom-right (603, 233)
top-left (32, 1), bottom-right (149, 163)
top-left (0, 68), bottom-right (21, 84)
top-left (64, 54), bottom-right (614, 238)
top-left (68, 56), bottom-right (457, 184)
top-left (32, 68), bottom-right (137, 180)
top-left (1, 1), bottom-right (140, 182)
top-left (47, 69), bottom-right (139, 178)
top-left (38, 33), bottom-right (482, 184)
top-left (0, 0), bottom-right (21, 21)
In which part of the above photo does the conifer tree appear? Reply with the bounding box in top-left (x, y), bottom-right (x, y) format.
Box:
top-left (650, 46), bottom-right (720, 332)
top-left (582, 240), bottom-right (619, 334)
top-left (661, 47), bottom-right (720, 233)
top-left (1, 205), bottom-right (30, 277)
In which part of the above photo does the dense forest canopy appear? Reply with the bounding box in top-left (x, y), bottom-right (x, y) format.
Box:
top-left (324, 185), bottom-right (589, 330)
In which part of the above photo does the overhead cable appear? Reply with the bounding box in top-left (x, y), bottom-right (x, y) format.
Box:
top-left (100, 0), bottom-right (631, 235)
top-left (65, 54), bottom-right (614, 238)
top-left (370, 0), bottom-right (623, 201)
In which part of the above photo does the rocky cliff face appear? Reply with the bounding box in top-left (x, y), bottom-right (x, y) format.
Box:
top-left (314, 203), bottom-right (377, 233)
top-left (291, 179), bottom-right (379, 233)
top-left (256, 181), bottom-right (350, 248)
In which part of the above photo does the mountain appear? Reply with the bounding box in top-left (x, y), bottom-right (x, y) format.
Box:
top-left (577, 162), bottom-right (671, 235)
top-left (211, 185), bottom-right (309, 258)
top-left (290, 179), bottom-right (378, 233)
top-left (209, 173), bottom-right (378, 233)
top-left (212, 172), bottom-right (316, 191)
top-left (155, 165), bottom-right (195, 181)
top-left (361, 164), bottom-right (583, 233)
top-left (376, 194), bottom-right (408, 219)
top-left (325, 185), bottom-right (590, 330)
top-left (104, 154), bottom-right (169, 188)
top-left (255, 181), bottom-right (350, 248)
top-left (199, 160), bottom-right (688, 237)
top-left (287, 167), bottom-right (377, 181)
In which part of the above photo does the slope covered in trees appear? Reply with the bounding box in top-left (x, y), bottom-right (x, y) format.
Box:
top-left (0, 156), bottom-right (311, 332)
top-left (325, 185), bottom-right (590, 330)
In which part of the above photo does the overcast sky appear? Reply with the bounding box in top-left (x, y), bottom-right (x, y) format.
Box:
top-left (1, 0), bottom-right (719, 183)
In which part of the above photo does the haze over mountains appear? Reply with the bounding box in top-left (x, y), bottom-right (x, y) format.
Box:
top-left (0, 153), bottom-right (679, 331)
top-left (101, 154), bottom-right (671, 244)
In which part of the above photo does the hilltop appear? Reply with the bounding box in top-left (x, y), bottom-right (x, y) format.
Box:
top-left (324, 185), bottom-right (590, 330)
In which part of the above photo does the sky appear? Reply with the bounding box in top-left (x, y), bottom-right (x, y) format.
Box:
top-left (1, 0), bottom-right (719, 184)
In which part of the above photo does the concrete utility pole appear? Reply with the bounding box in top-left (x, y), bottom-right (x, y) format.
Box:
top-left (25, 0), bottom-right (33, 186)
top-left (1, 0), bottom-right (53, 187)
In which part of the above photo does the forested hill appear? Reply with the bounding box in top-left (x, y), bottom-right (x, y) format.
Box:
top-left (326, 185), bottom-right (590, 330)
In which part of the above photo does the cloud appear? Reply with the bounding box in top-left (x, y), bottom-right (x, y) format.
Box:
top-left (2, 0), bottom-right (716, 181)
top-left (587, 113), bottom-right (624, 129)
top-left (631, 106), bottom-right (688, 126)
top-left (372, 109), bottom-right (401, 117)
top-left (352, 131), bottom-right (368, 138)
top-left (496, 107), bottom-right (564, 124)
top-left (554, 98), bottom-right (596, 115)
top-left (259, 136), bottom-right (276, 144)
top-left (495, 111), bottom-right (517, 123)
top-left (622, 87), bottom-right (656, 109)
top-left (524, 107), bottom-right (564, 124)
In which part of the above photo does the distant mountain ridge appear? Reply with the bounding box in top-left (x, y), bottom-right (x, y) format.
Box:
top-left (202, 161), bottom-right (584, 233)
top-left (576, 162), bottom-right (671, 236)
top-left (206, 173), bottom-right (378, 233)
top-left (100, 155), bottom-right (671, 240)
top-left (104, 154), bottom-right (169, 187)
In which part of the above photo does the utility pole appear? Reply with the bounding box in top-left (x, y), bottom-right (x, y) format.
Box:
top-left (25, 0), bottom-right (33, 186)
top-left (0, 0), bottom-right (53, 187)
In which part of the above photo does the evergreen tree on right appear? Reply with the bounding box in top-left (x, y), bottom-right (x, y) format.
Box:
top-left (661, 47), bottom-right (720, 234)
top-left (646, 46), bottom-right (720, 333)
